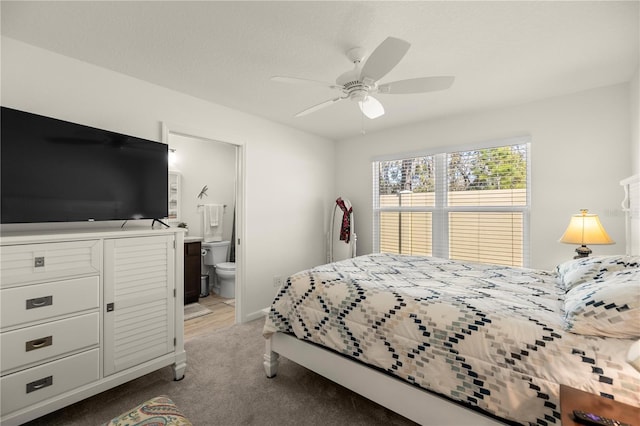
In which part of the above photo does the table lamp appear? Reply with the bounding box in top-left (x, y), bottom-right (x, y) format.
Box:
top-left (559, 209), bottom-right (614, 258)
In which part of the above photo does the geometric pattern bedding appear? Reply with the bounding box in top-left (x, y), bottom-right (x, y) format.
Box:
top-left (263, 253), bottom-right (640, 426)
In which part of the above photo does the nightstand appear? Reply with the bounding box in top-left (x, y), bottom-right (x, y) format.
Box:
top-left (560, 384), bottom-right (640, 426)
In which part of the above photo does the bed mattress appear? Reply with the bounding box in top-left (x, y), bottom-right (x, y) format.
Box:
top-left (263, 253), bottom-right (640, 425)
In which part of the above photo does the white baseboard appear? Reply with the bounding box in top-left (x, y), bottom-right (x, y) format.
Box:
top-left (243, 307), bottom-right (269, 323)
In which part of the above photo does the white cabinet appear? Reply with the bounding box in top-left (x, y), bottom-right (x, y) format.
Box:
top-left (1, 276), bottom-right (99, 328)
top-left (168, 171), bottom-right (181, 221)
top-left (1, 349), bottom-right (100, 415)
top-left (0, 239), bottom-right (102, 421)
top-left (0, 239), bottom-right (101, 288)
top-left (0, 228), bottom-right (186, 426)
top-left (1, 312), bottom-right (99, 372)
top-left (103, 235), bottom-right (175, 376)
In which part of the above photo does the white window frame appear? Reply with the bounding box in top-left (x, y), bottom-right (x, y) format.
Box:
top-left (372, 136), bottom-right (531, 267)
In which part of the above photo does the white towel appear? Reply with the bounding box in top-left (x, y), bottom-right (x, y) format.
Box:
top-left (203, 204), bottom-right (224, 242)
top-left (206, 204), bottom-right (219, 226)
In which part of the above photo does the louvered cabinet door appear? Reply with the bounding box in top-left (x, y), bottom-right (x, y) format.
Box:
top-left (103, 235), bottom-right (176, 376)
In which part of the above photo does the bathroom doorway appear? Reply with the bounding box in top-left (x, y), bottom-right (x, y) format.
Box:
top-left (163, 123), bottom-right (244, 331)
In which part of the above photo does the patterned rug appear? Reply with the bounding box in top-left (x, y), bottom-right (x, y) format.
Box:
top-left (184, 303), bottom-right (212, 321)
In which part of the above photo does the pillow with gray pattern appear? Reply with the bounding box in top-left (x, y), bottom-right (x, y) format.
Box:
top-left (556, 255), bottom-right (640, 292)
top-left (563, 267), bottom-right (640, 338)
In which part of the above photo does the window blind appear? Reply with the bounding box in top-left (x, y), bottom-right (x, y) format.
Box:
top-left (373, 139), bottom-right (530, 267)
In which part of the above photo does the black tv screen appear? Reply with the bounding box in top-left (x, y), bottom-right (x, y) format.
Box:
top-left (1, 107), bottom-right (168, 224)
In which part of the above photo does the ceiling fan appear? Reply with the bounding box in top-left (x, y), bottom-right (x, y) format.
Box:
top-left (272, 36), bottom-right (455, 119)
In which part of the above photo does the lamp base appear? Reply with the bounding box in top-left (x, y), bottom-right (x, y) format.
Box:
top-left (574, 245), bottom-right (592, 259)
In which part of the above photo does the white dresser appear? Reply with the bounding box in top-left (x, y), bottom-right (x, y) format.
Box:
top-left (0, 227), bottom-right (186, 425)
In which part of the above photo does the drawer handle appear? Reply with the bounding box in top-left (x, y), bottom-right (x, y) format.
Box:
top-left (25, 336), bottom-right (53, 352)
top-left (26, 376), bottom-right (53, 393)
top-left (26, 296), bottom-right (53, 310)
top-left (34, 256), bottom-right (45, 268)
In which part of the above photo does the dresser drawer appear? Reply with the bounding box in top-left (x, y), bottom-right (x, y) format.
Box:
top-left (0, 240), bottom-right (101, 287)
top-left (0, 276), bottom-right (99, 329)
top-left (1, 312), bottom-right (99, 374)
top-left (0, 348), bottom-right (99, 416)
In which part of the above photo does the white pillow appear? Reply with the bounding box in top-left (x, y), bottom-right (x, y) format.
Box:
top-left (556, 255), bottom-right (640, 292)
top-left (563, 268), bottom-right (640, 338)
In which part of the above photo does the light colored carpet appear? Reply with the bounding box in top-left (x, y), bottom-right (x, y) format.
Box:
top-left (23, 319), bottom-right (417, 426)
top-left (223, 298), bottom-right (235, 306)
top-left (183, 302), bottom-right (212, 321)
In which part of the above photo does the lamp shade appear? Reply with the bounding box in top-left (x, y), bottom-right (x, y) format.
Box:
top-left (559, 209), bottom-right (614, 245)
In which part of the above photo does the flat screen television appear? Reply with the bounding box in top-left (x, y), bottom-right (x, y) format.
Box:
top-left (1, 107), bottom-right (168, 224)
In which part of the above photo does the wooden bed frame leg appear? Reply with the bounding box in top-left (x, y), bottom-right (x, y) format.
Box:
top-left (263, 335), bottom-right (280, 378)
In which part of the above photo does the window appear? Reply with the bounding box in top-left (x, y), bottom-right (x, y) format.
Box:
top-left (373, 138), bottom-right (530, 267)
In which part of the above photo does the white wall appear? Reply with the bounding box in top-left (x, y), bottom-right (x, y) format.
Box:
top-left (168, 134), bottom-right (236, 244)
top-left (336, 83), bottom-right (631, 271)
top-left (1, 37), bottom-right (336, 321)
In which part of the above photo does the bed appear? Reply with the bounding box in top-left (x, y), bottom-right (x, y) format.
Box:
top-left (262, 176), bottom-right (640, 425)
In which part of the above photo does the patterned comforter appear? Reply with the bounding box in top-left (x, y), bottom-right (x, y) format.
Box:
top-left (263, 253), bottom-right (640, 425)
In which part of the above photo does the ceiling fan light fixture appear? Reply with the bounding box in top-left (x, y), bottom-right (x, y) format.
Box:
top-left (350, 88), bottom-right (368, 102)
top-left (274, 36), bottom-right (454, 121)
top-left (358, 96), bottom-right (384, 119)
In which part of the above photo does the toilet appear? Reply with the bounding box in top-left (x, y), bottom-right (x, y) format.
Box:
top-left (202, 241), bottom-right (236, 299)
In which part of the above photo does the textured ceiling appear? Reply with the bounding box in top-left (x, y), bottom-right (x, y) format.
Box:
top-left (1, 1), bottom-right (638, 141)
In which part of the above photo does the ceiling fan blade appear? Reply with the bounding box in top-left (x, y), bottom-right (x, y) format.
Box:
top-left (271, 75), bottom-right (340, 90)
top-left (358, 96), bottom-right (385, 119)
top-left (378, 76), bottom-right (455, 94)
top-left (359, 37), bottom-right (410, 83)
top-left (295, 97), bottom-right (345, 117)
